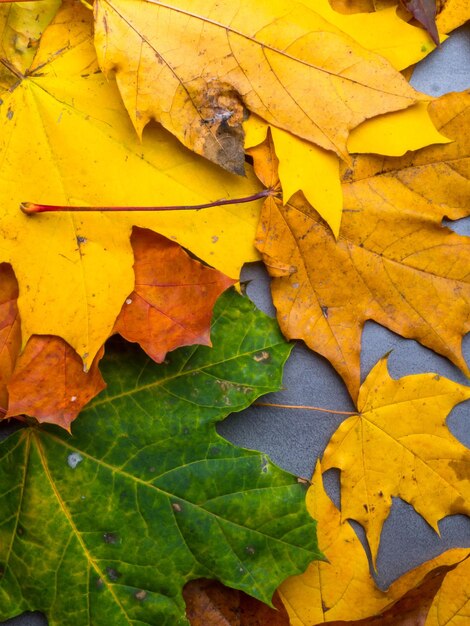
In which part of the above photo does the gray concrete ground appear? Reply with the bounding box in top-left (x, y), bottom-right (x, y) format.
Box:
top-left (2, 20), bottom-right (470, 626)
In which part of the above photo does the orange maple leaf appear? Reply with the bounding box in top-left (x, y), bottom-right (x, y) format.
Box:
top-left (251, 90), bottom-right (470, 398)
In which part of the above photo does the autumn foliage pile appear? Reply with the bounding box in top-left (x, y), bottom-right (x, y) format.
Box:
top-left (0, 0), bottom-right (469, 624)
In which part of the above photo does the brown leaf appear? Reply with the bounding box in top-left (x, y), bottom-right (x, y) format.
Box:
top-left (252, 91), bottom-right (470, 399)
top-left (0, 264), bottom-right (21, 411)
top-left (7, 337), bottom-right (105, 431)
top-left (403, 0), bottom-right (439, 44)
top-left (184, 579), bottom-right (289, 626)
top-left (113, 228), bottom-right (236, 363)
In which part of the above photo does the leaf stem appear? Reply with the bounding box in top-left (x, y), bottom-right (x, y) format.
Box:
top-left (21, 188), bottom-right (273, 215)
top-left (254, 401), bottom-right (358, 416)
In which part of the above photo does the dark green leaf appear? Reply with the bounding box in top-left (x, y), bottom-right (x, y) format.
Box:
top-left (0, 290), bottom-right (322, 625)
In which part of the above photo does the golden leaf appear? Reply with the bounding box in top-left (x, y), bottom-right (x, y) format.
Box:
top-left (322, 357), bottom-right (470, 563)
top-left (252, 91), bottom-right (470, 398)
top-left (279, 461), bottom-right (469, 624)
top-left (0, 1), bottom-right (262, 369)
top-left (94, 0), bottom-right (421, 170)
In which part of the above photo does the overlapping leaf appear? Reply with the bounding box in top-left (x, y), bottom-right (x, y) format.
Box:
top-left (329, 0), bottom-right (470, 34)
top-left (252, 90), bottom-right (470, 398)
top-left (425, 553), bottom-right (470, 625)
top-left (0, 265), bottom-right (20, 411)
top-left (6, 339), bottom-right (105, 431)
top-left (279, 462), bottom-right (469, 624)
top-left (436, 0), bottom-right (470, 33)
top-left (0, 0), bottom-right (263, 370)
top-left (94, 0), bottom-right (420, 171)
top-left (279, 463), bottom-right (390, 623)
top-left (303, 0), bottom-right (441, 67)
top-left (244, 101), bottom-right (448, 236)
top-left (0, 0), bottom-right (60, 89)
top-left (113, 228), bottom-right (235, 362)
top-left (0, 289), bottom-right (322, 626)
top-left (0, 228), bottom-right (234, 428)
top-left (183, 579), bottom-right (289, 625)
top-left (322, 357), bottom-right (470, 562)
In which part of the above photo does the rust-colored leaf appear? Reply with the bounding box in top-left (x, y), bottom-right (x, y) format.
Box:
top-left (184, 579), bottom-right (289, 626)
top-left (0, 264), bottom-right (20, 411)
top-left (113, 228), bottom-right (235, 363)
top-left (251, 90), bottom-right (470, 399)
top-left (6, 337), bottom-right (105, 431)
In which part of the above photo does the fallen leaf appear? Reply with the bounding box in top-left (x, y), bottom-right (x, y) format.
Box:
top-left (245, 99), bottom-right (449, 236)
top-left (244, 117), bottom-right (344, 237)
top-left (347, 101), bottom-right (450, 155)
top-left (330, 0), bottom-right (468, 35)
top-left (321, 357), bottom-right (470, 564)
top-left (6, 338), bottom-right (105, 431)
top-left (114, 228), bottom-right (235, 363)
top-left (94, 0), bottom-right (421, 167)
top-left (0, 0), bottom-right (262, 370)
top-left (0, 0), bottom-right (60, 89)
top-left (436, 0), bottom-right (470, 33)
top-left (279, 462), bottom-right (393, 623)
top-left (324, 560), bottom-right (463, 625)
top-left (279, 461), bottom-right (469, 624)
top-left (307, 0), bottom-right (440, 70)
top-left (403, 0), bottom-right (439, 45)
top-left (0, 264), bottom-right (20, 411)
top-left (252, 90), bottom-right (470, 398)
top-left (425, 553), bottom-right (470, 625)
top-left (0, 290), bottom-right (322, 626)
top-left (184, 579), bottom-right (289, 625)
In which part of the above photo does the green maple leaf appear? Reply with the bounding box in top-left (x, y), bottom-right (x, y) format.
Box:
top-left (0, 290), bottom-right (321, 625)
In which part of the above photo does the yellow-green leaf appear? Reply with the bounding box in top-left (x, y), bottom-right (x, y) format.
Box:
top-left (0, 0), bottom-right (61, 89)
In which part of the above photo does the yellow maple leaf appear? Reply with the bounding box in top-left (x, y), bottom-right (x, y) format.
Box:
top-left (279, 461), bottom-right (392, 623)
top-left (330, 0), bottom-right (470, 35)
top-left (425, 553), bottom-right (470, 625)
top-left (304, 0), bottom-right (442, 70)
top-left (322, 357), bottom-right (470, 564)
top-left (279, 461), bottom-right (469, 625)
top-left (94, 0), bottom-right (421, 171)
top-left (252, 90), bottom-right (470, 398)
top-left (0, 1), bottom-right (262, 369)
top-left (245, 101), bottom-right (449, 237)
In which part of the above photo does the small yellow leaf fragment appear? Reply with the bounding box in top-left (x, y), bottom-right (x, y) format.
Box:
top-left (303, 0), bottom-right (443, 70)
top-left (271, 127), bottom-right (342, 237)
top-left (348, 101), bottom-right (452, 156)
top-left (245, 115), bottom-right (343, 237)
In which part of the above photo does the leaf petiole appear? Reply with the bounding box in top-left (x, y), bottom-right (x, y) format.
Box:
top-left (254, 401), bottom-right (358, 416)
top-left (20, 188), bottom-right (275, 215)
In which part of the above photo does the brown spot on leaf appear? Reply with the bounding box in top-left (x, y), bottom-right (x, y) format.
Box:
top-left (194, 81), bottom-right (246, 175)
